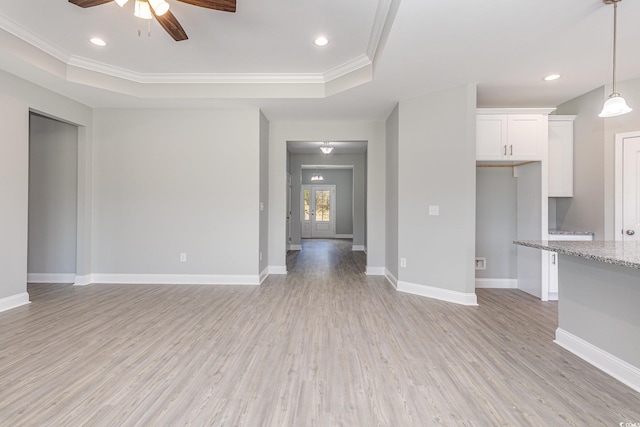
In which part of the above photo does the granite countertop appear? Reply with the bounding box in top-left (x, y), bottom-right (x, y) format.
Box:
top-left (548, 229), bottom-right (594, 236)
top-left (514, 240), bottom-right (640, 270)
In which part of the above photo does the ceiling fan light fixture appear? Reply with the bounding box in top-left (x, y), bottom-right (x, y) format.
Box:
top-left (600, 0), bottom-right (632, 118)
top-left (134, 0), bottom-right (153, 19)
top-left (114, 0), bottom-right (128, 6)
top-left (320, 142), bottom-right (334, 154)
top-left (149, 0), bottom-right (169, 16)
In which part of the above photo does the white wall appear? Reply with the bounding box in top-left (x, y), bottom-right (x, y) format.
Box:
top-left (475, 167), bottom-right (517, 279)
top-left (28, 113), bottom-right (78, 280)
top-left (0, 70), bottom-right (92, 310)
top-left (396, 84), bottom-right (477, 304)
top-left (92, 108), bottom-right (262, 280)
top-left (385, 105), bottom-right (399, 282)
top-left (269, 121), bottom-right (386, 273)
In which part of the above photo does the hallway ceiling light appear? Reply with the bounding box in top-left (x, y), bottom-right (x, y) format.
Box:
top-left (543, 74), bottom-right (561, 81)
top-left (320, 142), bottom-right (334, 154)
top-left (599, 0), bottom-right (632, 118)
top-left (314, 36), bottom-right (329, 47)
top-left (311, 169), bottom-right (324, 181)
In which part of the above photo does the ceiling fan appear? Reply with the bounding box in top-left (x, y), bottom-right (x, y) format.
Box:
top-left (68, 0), bottom-right (236, 41)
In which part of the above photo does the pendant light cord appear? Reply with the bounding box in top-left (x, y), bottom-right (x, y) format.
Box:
top-left (612, 0), bottom-right (618, 94)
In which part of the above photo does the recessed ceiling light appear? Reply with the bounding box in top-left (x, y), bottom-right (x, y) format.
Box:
top-left (90, 37), bottom-right (107, 47)
top-left (314, 36), bottom-right (329, 47)
top-left (543, 74), bottom-right (561, 81)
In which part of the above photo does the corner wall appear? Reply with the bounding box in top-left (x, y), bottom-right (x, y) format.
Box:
top-left (396, 84), bottom-right (477, 305)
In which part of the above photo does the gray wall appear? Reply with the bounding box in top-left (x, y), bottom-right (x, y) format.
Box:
top-left (555, 77), bottom-right (640, 240)
top-left (475, 167), bottom-right (517, 279)
top-left (554, 87), bottom-right (606, 239)
top-left (289, 152), bottom-right (365, 246)
top-left (259, 111), bottom-right (269, 274)
top-left (385, 105), bottom-right (399, 280)
top-left (0, 70), bottom-right (92, 304)
top-left (301, 168), bottom-right (353, 235)
top-left (92, 108), bottom-right (261, 276)
top-left (28, 113), bottom-right (78, 277)
top-left (397, 84), bottom-right (477, 294)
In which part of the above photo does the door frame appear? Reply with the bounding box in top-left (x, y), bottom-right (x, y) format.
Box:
top-left (614, 131), bottom-right (640, 241)
top-left (301, 184), bottom-right (337, 238)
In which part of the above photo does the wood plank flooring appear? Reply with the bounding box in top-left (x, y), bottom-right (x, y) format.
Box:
top-left (1, 238), bottom-right (639, 426)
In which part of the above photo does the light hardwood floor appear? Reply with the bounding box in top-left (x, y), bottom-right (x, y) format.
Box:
top-left (1, 239), bottom-right (639, 426)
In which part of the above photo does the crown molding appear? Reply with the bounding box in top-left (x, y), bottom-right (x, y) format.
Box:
top-left (0, 13), bottom-right (70, 64)
top-left (0, 0), bottom-right (398, 94)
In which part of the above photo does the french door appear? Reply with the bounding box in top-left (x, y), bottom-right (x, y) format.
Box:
top-left (301, 185), bottom-right (336, 238)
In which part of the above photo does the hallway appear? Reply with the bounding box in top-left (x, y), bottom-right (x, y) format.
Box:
top-left (0, 240), bottom-right (638, 425)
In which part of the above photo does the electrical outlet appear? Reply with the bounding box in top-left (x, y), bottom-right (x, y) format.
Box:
top-left (400, 257), bottom-right (407, 268)
top-left (428, 205), bottom-right (440, 216)
top-left (475, 257), bottom-right (486, 270)
top-left (180, 253), bottom-right (187, 262)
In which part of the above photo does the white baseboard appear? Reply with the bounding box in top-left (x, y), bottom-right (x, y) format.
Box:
top-left (397, 280), bottom-right (478, 306)
top-left (365, 266), bottom-right (385, 276)
top-left (289, 244), bottom-right (302, 251)
top-left (335, 234), bottom-right (353, 239)
top-left (268, 266), bottom-right (287, 275)
top-left (90, 274), bottom-right (261, 286)
top-left (547, 292), bottom-right (558, 301)
top-left (352, 245), bottom-right (366, 251)
top-left (74, 274), bottom-right (93, 286)
top-left (475, 278), bottom-right (518, 289)
top-left (28, 273), bottom-right (76, 284)
top-left (0, 292), bottom-right (30, 313)
top-left (384, 269), bottom-right (398, 288)
top-left (259, 267), bottom-right (269, 284)
top-left (555, 328), bottom-right (640, 394)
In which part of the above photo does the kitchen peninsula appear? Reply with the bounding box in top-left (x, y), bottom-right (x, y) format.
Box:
top-left (515, 240), bottom-right (640, 393)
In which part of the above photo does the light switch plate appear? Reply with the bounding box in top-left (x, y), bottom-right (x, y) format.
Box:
top-left (428, 205), bottom-right (440, 216)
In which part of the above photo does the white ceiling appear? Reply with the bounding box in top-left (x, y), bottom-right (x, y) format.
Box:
top-left (1, 0), bottom-right (639, 121)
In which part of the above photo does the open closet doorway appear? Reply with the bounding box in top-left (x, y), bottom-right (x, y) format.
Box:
top-left (27, 113), bottom-right (79, 284)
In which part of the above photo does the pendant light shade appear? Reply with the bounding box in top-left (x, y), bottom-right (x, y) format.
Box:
top-left (115, 0), bottom-right (128, 6)
top-left (311, 168), bottom-right (324, 181)
top-left (599, 93), bottom-right (632, 117)
top-left (599, 0), bottom-right (632, 118)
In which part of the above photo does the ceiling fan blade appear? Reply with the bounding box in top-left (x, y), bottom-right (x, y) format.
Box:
top-left (68, 0), bottom-right (113, 7)
top-left (152, 10), bottom-right (189, 41)
top-left (177, 0), bottom-right (236, 13)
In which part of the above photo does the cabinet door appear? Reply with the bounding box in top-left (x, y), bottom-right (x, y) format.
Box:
top-left (507, 115), bottom-right (542, 160)
top-left (548, 119), bottom-right (574, 197)
top-left (476, 115), bottom-right (507, 160)
top-left (548, 251), bottom-right (559, 300)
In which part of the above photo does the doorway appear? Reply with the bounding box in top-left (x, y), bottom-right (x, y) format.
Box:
top-left (301, 185), bottom-right (336, 238)
top-left (615, 131), bottom-right (640, 241)
top-left (27, 113), bottom-right (78, 284)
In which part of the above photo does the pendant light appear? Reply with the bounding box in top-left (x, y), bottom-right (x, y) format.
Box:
top-left (310, 167), bottom-right (324, 181)
top-left (599, 0), bottom-right (632, 118)
top-left (320, 142), bottom-right (334, 154)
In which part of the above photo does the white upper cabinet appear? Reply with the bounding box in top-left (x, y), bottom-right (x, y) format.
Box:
top-left (476, 109), bottom-right (553, 161)
top-left (548, 115), bottom-right (576, 197)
